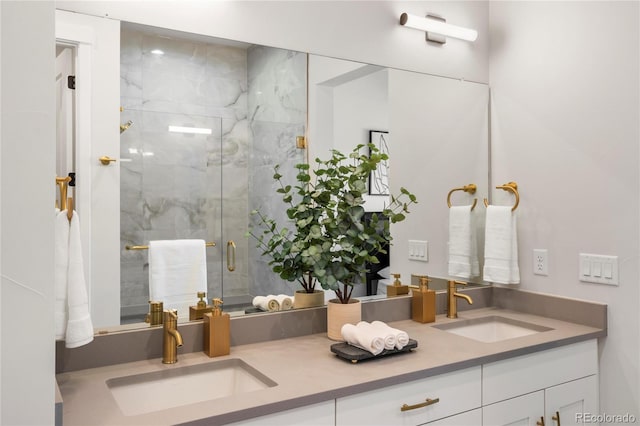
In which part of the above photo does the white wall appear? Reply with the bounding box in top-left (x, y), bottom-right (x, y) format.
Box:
top-left (0, 2), bottom-right (55, 425)
top-left (56, 1), bottom-right (490, 83)
top-left (489, 1), bottom-right (640, 418)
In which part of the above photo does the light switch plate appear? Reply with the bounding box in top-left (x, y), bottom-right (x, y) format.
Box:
top-left (408, 240), bottom-right (428, 262)
top-left (579, 253), bottom-right (618, 286)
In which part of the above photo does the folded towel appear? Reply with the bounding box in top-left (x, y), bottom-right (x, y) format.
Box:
top-left (448, 205), bottom-right (479, 279)
top-left (54, 210), bottom-right (70, 340)
top-left (65, 211), bottom-right (94, 348)
top-left (483, 206), bottom-right (520, 284)
top-left (252, 295), bottom-right (280, 312)
top-left (371, 320), bottom-right (409, 350)
top-left (149, 239), bottom-right (207, 319)
top-left (274, 294), bottom-right (294, 310)
top-left (341, 323), bottom-right (385, 355)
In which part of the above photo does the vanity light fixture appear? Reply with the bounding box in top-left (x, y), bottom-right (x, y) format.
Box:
top-left (399, 12), bottom-right (478, 44)
top-left (168, 125), bottom-right (212, 135)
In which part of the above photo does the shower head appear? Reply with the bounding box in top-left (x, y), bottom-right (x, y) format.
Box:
top-left (120, 120), bottom-right (134, 134)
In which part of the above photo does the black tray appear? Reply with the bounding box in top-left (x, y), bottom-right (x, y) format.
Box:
top-left (330, 339), bottom-right (418, 363)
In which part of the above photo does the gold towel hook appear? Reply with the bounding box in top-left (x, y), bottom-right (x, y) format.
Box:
top-left (446, 183), bottom-right (477, 210)
top-left (483, 181), bottom-right (519, 211)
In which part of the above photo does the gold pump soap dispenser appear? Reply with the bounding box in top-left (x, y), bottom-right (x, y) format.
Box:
top-left (189, 291), bottom-right (213, 320)
top-left (412, 276), bottom-right (436, 323)
top-left (387, 273), bottom-right (409, 297)
top-left (203, 298), bottom-right (230, 357)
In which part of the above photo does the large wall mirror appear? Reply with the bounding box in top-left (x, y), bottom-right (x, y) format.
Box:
top-left (57, 18), bottom-right (489, 331)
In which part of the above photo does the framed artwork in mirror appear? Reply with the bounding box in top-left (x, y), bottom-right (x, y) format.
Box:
top-left (368, 130), bottom-right (390, 196)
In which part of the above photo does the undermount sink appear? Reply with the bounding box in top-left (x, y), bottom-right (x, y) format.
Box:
top-left (433, 315), bottom-right (553, 343)
top-left (106, 358), bottom-right (277, 416)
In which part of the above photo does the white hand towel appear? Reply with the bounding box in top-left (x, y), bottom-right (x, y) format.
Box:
top-left (149, 239), bottom-right (207, 319)
top-left (252, 295), bottom-right (280, 312)
top-left (371, 320), bottom-right (409, 350)
top-left (483, 206), bottom-right (520, 284)
top-left (275, 294), bottom-right (294, 310)
top-left (65, 211), bottom-right (94, 348)
top-left (54, 210), bottom-right (70, 340)
top-left (341, 323), bottom-right (385, 356)
top-left (448, 205), bottom-right (479, 279)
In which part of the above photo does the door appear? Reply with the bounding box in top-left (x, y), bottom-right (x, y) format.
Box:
top-left (545, 376), bottom-right (598, 426)
top-left (483, 391), bottom-right (545, 426)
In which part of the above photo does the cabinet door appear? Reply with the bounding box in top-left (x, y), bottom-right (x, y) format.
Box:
top-left (423, 408), bottom-right (482, 425)
top-left (336, 367), bottom-right (481, 426)
top-left (545, 375), bottom-right (597, 426)
top-left (483, 391), bottom-right (544, 426)
top-left (227, 400), bottom-right (335, 426)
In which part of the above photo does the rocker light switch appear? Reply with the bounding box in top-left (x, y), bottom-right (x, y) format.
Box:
top-left (579, 253), bottom-right (618, 286)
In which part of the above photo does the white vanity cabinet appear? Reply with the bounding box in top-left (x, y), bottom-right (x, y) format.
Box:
top-left (229, 339), bottom-right (598, 426)
top-left (335, 367), bottom-right (482, 426)
top-left (227, 400), bottom-right (335, 426)
top-left (423, 408), bottom-right (482, 425)
top-left (482, 339), bottom-right (598, 426)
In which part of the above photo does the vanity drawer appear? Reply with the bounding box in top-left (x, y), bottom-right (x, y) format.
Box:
top-left (483, 339), bottom-right (598, 405)
top-left (336, 366), bottom-right (481, 426)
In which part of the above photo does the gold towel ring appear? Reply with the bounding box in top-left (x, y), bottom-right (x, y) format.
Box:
top-left (447, 183), bottom-right (477, 210)
top-left (483, 181), bottom-right (519, 211)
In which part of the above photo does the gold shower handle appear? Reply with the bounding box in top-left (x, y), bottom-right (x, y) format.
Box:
top-left (227, 240), bottom-right (236, 272)
top-left (99, 156), bottom-right (117, 166)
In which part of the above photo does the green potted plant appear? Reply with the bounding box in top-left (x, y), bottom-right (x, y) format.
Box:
top-left (249, 143), bottom-right (416, 338)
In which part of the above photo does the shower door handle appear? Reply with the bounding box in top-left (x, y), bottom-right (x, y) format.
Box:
top-left (227, 240), bottom-right (236, 272)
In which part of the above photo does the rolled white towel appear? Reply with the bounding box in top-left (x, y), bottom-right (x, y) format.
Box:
top-left (364, 320), bottom-right (395, 350)
top-left (341, 323), bottom-right (385, 356)
top-left (275, 294), bottom-right (294, 310)
top-left (252, 295), bottom-right (280, 312)
top-left (371, 321), bottom-right (410, 350)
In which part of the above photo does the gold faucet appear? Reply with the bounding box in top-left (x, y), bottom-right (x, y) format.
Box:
top-left (162, 310), bottom-right (183, 364)
top-left (447, 280), bottom-right (473, 319)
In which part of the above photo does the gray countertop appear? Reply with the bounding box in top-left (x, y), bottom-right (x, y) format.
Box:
top-left (56, 307), bottom-right (605, 425)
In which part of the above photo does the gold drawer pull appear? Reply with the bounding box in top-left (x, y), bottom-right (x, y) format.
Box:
top-left (552, 411), bottom-right (561, 426)
top-left (400, 397), bottom-right (440, 412)
top-left (537, 416), bottom-right (545, 426)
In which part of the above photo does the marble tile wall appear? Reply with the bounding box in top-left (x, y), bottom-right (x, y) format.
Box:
top-left (119, 27), bottom-right (307, 318)
top-left (247, 46), bottom-right (307, 297)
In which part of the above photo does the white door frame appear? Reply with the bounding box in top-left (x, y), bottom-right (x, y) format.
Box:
top-left (56, 10), bottom-right (120, 327)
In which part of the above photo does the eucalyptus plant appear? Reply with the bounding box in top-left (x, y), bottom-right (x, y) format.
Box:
top-left (249, 143), bottom-right (417, 304)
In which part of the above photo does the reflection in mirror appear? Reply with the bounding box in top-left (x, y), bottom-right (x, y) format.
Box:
top-left (112, 24), bottom-right (489, 329)
top-left (119, 23), bottom-right (307, 324)
top-left (307, 55), bottom-right (490, 301)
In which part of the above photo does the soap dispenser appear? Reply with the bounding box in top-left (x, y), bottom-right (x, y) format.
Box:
top-left (412, 276), bottom-right (436, 323)
top-left (387, 273), bottom-right (409, 297)
top-left (189, 291), bottom-right (213, 320)
top-left (145, 301), bottom-right (164, 326)
top-left (203, 298), bottom-right (230, 357)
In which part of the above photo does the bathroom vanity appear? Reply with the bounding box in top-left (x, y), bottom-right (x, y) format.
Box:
top-left (56, 290), bottom-right (605, 426)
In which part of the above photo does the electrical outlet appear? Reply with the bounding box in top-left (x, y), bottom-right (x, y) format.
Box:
top-left (533, 249), bottom-right (548, 276)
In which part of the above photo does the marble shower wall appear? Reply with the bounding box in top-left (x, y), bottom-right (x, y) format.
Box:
top-left (119, 26), bottom-right (307, 318)
top-left (247, 46), bottom-right (307, 297)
